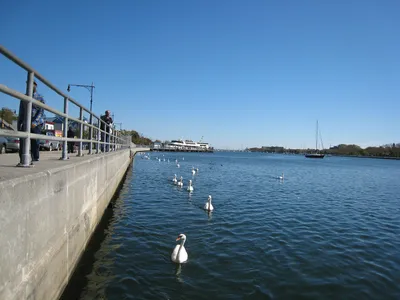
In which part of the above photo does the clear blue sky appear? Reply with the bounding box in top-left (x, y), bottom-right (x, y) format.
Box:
top-left (1, 0), bottom-right (399, 149)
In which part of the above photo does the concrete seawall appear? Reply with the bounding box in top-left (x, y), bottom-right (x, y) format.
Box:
top-left (0, 148), bottom-right (147, 299)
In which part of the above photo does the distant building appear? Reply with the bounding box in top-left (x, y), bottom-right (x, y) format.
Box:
top-left (44, 121), bottom-right (55, 131)
top-left (46, 116), bottom-right (88, 131)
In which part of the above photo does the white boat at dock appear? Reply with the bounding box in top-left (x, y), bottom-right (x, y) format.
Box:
top-left (152, 138), bottom-right (213, 152)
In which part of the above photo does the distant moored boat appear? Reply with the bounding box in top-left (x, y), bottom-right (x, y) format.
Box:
top-left (305, 153), bottom-right (325, 159)
top-left (305, 120), bottom-right (325, 159)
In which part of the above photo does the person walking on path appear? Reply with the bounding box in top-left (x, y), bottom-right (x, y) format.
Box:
top-left (17, 80), bottom-right (45, 166)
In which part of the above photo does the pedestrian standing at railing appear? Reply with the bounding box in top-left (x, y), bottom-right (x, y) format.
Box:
top-left (100, 110), bottom-right (113, 152)
top-left (17, 80), bottom-right (45, 166)
top-left (67, 126), bottom-right (75, 153)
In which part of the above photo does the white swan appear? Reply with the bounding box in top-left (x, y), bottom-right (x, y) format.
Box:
top-left (177, 176), bottom-right (183, 187)
top-left (172, 174), bottom-right (177, 184)
top-left (204, 195), bottom-right (214, 211)
top-left (187, 179), bottom-right (194, 192)
top-left (177, 163), bottom-right (180, 168)
top-left (191, 167), bottom-right (196, 175)
top-left (171, 234), bottom-right (188, 263)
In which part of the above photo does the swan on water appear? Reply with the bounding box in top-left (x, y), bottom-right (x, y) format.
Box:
top-left (187, 179), bottom-right (194, 192)
top-left (177, 163), bottom-right (180, 168)
top-left (178, 176), bottom-right (183, 187)
top-left (171, 234), bottom-right (188, 263)
top-left (172, 174), bottom-right (177, 184)
top-left (204, 195), bottom-right (214, 211)
top-left (191, 167), bottom-right (196, 175)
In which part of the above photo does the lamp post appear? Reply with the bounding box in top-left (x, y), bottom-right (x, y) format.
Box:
top-left (67, 82), bottom-right (95, 154)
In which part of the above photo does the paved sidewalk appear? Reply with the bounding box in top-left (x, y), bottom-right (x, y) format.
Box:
top-left (0, 148), bottom-right (149, 183)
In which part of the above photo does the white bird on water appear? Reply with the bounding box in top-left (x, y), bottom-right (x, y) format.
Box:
top-left (204, 195), bottom-right (214, 211)
top-left (178, 176), bottom-right (183, 187)
top-left (187, 180), bottom-right (194, 192)
top-left (171, 234), bottom-right (188, 263)
top-left (191, 167), bottom-right (196, 175)
top-left (177, 163), bottom-right (180, 168)
top-left (278, 173), bottom-right (284, 180)
top-left (172, 174), bottom-right (177, 184)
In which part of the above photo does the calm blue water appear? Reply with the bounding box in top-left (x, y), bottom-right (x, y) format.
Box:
top-left (63, 152), bottom-right (400, 299)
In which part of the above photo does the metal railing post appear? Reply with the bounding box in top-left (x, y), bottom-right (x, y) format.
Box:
top-left (115, 130), bottom-right (118, 150)
top-left (19, 71), bottom-right (34, 167)
top-left (118, 132), bottom-right (120, 150)
top-left (60, 97), bottom-right (68, 160)
top-left (89, 114), bottom-right (93, 155)
top-left (110, 130), bottom-right (113, 151)
top-left (107, 129), bottom-right (110, 152)
top-left (111, 128), bottom-right (115, 151)
top-left (96, 117), bottom-right (100, 154)
top-left (78, 107), bottom-right (83, 156)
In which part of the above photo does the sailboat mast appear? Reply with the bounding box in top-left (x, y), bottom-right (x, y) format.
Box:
top-left (315, 120), bottom-right (318, 151)
top-left (305, 120), bottom-right (325, 158)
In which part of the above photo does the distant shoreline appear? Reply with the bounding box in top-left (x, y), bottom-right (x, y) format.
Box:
top-left (330, 154), bottom-right (400, 161)
top-left (248, 150), bottom-right (400, 161)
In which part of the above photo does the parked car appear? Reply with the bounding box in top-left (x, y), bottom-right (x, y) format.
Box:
top-left (6, 137), bottom-right (20, 152)
top-left (39, 131), bottom-right (61, 151)
top-left (0, 137), bottom-right (7, 154)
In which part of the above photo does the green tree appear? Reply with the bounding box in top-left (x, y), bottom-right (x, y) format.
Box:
top-left (0, 107), bottom-right (17, 124)
top-left (119, 129), bottom-right (154, 145)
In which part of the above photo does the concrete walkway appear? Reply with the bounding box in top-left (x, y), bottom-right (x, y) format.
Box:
top-left (0, 148), bottom-right (150, 183)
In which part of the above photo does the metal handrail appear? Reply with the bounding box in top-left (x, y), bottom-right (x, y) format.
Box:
top-left (0, 84), bottom-right (122, 138)
top-left (0, 45), bottom-right (93, 116)
top-left (0, 128), bottom-right (129, 146)
top-left (0, 45), bottom-right (132, 167)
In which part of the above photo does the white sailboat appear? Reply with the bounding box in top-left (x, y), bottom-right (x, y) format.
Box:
top-left (305, 120), bottom-right (325, 159)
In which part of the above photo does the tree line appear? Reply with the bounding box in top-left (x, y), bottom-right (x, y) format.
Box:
top-left (248, 143), bottom-right (400, 158)
top-left (119, 130), bottom-right (153, 145)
